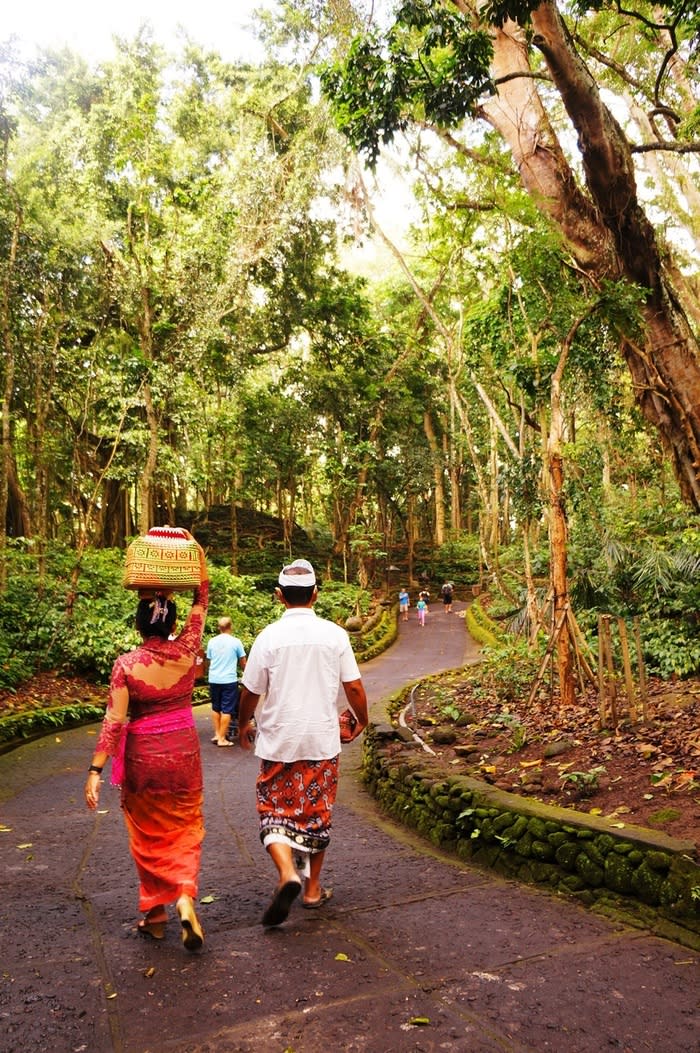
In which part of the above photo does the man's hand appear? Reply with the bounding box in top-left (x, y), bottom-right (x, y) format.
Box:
top-left (238, 720), bottom-right (256, 751)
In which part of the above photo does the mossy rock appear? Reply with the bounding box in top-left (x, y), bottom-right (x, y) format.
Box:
top-left (531, 840), bottom-right (555, 862)
top-left (648, 808), bottom-right (681, 827)
top-left (631, 861), bottom-right (664, 905)
top-left (431, 727), bottom-right (457, 745)
top-left (556, 842), bottom-right (581, 870)
top-left (604, 853), bottom-right (636, 895)
top-left (575, 853), bottom-right (605, 887)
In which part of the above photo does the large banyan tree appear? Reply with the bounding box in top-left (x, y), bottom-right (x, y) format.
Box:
top-left (322, 0), bottom-right (700, 507)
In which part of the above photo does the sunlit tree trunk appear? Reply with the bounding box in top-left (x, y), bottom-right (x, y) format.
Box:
top-left (0, 203), bottom-right (21, 591)
top-left (546, 314), bottom-right (594, 707)
top-left (423, 410), bottom-right (446, 546)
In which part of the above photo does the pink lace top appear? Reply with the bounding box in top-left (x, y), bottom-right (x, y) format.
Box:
top-left (108, 582), bottom-right (208, 723)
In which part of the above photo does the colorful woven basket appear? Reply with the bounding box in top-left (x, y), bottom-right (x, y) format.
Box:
top-left (123, 526), bottom-right (202, 591)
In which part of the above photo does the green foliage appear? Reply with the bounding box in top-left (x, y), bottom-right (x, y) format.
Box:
top-left (0, 637), bottom-right (35, 692)
top-left (440, 702), bottom-right (462, 722)
top-left (0, 704), bottom-right (106, 745)
top-left (570, 503), bottom-right (700, 677)
top-left (466, 600), bottom-right (504, 649)
top-left (428, 534), bottom-right (481, 585)
top-left (314, 580), bottom-right (370, 625)
top-left (0, 544), bottom-right (375, 688)
top-left (320, 3), bottom-right (493, 164)
top-left (470, 638), bottom-right (541, 704)
top-left (560, 767), bottom-right (606, 794)
top-left (203, 566), bottom-right (279, 651)
top-left (490, 708), bottom-right (529, 751)
top-left (636, 615), bottom-right (700, 679)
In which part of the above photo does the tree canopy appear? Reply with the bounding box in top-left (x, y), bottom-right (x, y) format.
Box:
top-left (0, 4), bottom-right (698, 688)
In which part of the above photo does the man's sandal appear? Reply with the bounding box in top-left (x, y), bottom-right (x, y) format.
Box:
top-left (302, 887), bottom-right (333, 910)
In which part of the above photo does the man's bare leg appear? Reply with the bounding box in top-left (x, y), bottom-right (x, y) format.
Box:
top-left (217, 712), bottom-right (231, 744)
top-left (266, 842), bottom-right (300, 887)
top-left (261, 842), bottom-right (302, 926)
top-left (303, 850), bottom-right (327, 904)
top-left (211, 711), bottom-right (220, 742)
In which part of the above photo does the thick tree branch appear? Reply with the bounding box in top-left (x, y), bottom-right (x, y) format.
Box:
top-left (630, 141), bottom-right (700, 154)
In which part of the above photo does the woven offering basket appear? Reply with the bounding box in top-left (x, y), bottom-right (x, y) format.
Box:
top-left (123, 526), bottom-right (201, 591)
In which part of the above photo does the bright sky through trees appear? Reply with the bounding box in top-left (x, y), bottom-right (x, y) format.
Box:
top-left (2, 0), bottom-right (271, 62)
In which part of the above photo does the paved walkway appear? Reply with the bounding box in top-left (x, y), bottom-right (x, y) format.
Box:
top-left (0, 603), bottom-right (698, 1052)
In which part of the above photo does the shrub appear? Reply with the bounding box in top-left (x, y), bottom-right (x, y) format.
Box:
top-left (0, 544), bottom-right (375, 687)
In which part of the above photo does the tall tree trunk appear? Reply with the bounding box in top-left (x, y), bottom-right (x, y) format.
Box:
top-left (0, 206), bottom-right (21, 591)
top-left (407, 493), bottom-right (416, 585)
top-left (140, 380), bottom-right (159, 533)
top-left (458, 6), bottom-right (700, 507)
top-left (230, 497), bottom-right (239, 576)
top-left (531, 5), bottom-right (700, 506)
top-left (547, 313), bottom-right (594, 707)
top-left (423, 410), bottom-right (446, 545)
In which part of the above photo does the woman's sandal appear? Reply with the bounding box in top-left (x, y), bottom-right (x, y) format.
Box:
top-left (137, 913), bottom-right (167, 940)
top-left (177, 895), bottom-right (204, 951)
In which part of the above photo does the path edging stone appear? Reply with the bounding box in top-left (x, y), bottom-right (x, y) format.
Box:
top-left (362, 717), bottom-right (700, 950)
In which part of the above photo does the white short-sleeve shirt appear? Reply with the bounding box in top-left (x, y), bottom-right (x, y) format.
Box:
top-left (241, 607), bottom-right (362, 762)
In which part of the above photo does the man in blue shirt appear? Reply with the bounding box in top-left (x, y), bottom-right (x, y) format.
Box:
top-left (206, 617), bottom-right (247, 747)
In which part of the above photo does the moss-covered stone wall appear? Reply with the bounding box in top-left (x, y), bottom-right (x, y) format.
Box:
top-left (362, 724), bottom-right (700, 949)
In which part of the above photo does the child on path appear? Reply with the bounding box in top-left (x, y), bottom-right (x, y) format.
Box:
top-left (398, 588), bottom-right (410, 622)
top-left (416, 596), bottom-right (427, 627)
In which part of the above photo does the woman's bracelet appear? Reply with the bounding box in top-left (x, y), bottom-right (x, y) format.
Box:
top-left (88, 764), bottom-right (103, 775)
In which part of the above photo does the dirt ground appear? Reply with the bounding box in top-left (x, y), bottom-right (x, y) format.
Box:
top-left (2, 667), bottom-right (698, 846)
top-left (404, 672), bottom-right (700, 845)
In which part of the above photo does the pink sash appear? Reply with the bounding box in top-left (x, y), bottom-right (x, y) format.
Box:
top-left (111, 708), bottom-right (195, 787)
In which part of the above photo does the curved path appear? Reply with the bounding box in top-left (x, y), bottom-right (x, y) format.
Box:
top-left (0, 602), bottom-right (697, 1052)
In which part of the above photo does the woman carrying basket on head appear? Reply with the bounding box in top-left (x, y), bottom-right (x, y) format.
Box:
top-left (84, 532), bottom-right (209, 951)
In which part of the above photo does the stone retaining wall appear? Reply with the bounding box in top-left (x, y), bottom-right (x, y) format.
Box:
top-left (362, 723), bottom-right (700, 949)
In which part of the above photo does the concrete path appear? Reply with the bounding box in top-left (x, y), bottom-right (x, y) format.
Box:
top-left (0, 602), bottom-right (697, 1052)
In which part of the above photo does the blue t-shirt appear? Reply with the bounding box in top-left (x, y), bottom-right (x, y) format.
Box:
top-left (206, 633), bottom-right (246, 684)
top-left (399, 590), bottom-right (409, 607)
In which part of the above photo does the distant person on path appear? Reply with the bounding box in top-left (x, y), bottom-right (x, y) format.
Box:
top-left (419, 588), bottom-right (430, 608)
top-left (416, 596), bottom-right (427, 627)
top-left (206, 616), bottom-right (247, 746)
top-left (84, 537), bottom-right (209, 952)
top-left (398, 587), bottom-right (410, 622)
top-left (441, 581), bottom-right (454, 613)
top-left (238, 558), bottom-right (369, 927)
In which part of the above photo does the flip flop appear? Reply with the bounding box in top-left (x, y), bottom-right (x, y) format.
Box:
top-left (216, 740), bottom-right (234, 747)
top-left (261, 879), bottom-right (301, 927)
top-left (302, 887), bottom-right (333, 910)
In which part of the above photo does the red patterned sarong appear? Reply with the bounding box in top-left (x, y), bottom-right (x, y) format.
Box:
top-left (121, 722), bottom-right (204, 912)
top-left (256, 757), bottom-right (339, 854)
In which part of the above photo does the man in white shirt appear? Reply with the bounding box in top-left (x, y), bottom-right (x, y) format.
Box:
top-left (239, 559), bottom-right (368, 927)
top-left (205, 617), bottom-right (247, 746)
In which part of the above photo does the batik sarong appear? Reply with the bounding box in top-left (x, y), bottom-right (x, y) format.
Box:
top-left (256, 757), bottom-right (339, 858)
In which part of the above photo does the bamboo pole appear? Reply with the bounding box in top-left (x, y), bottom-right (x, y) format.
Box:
top-left (632, 617), bottom-right (649, 721)
top-left (567, 607), bottom-right (597, 685)
top-left (601, 616), bottom-right (619, 728)
top-left (526, 602), bottom-right (569, 707)
top-left (597, 614), bottom-right (607, 727)
top-left (616, 617), bottom-right (638, 723)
